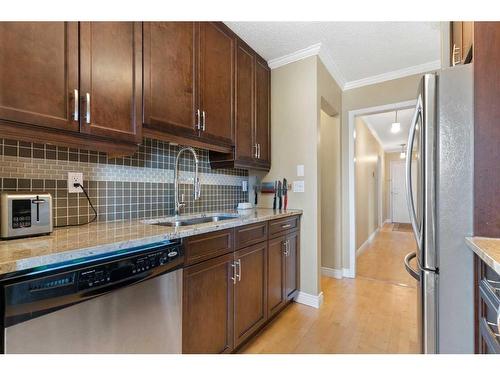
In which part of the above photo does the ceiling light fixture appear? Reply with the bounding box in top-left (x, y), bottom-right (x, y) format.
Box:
top-left (391, 110), bottom-right (401, 134)
top-left (400, 144), bottom-right (406, 159)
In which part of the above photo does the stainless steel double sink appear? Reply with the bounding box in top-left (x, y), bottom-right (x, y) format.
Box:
top-left (149, 214), bottom-right (239, 228)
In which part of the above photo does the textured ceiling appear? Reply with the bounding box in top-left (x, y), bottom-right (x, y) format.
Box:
top-left (225, 22), bottom-right (441, 87)
top-left (361, 108), bottom-right (415, 151)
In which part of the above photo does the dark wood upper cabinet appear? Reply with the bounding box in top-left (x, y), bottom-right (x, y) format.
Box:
top-left (198, 22), bottom-right (235, 146)
top-left (233, 242), bottom-right (268, 347)
top-left (183, 253), bottom-right (234, 354)
top-left (0, 22), bottom-right (80, 133)
top-left (255, 58), bottom-right (271, 167)
top-left (234, 40), bottom-right (256, 164)
top-left (143, 22), bottom-right (198, 140)
top-left (210, 39), bottom-right (271, 171)
top-left (79, 22), bottom-right (142, 144)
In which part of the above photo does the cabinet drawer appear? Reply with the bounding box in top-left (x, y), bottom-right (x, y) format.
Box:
top-left (184, 229), bottom-right (234, 266)
top-left (269, 216), bottom-right (299, 236)
top-left (234, 222), bottom-right (268, 250)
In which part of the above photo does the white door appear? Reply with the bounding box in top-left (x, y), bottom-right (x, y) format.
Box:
top-left (391, 160), bottom-right (415, 223)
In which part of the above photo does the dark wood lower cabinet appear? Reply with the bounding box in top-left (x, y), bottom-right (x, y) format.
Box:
top-left (474, 254), bottom-right (500, 354)
top-left (181, 216), bottom-right (301, 353)
top-left (182, 253), bottom-right (234, 354)
top-left (233, 242), bottom-right (268, 347)
top-left (267, 236), bottom-right (286, 318)
top-left (285, 230), bottom-right (300, 300)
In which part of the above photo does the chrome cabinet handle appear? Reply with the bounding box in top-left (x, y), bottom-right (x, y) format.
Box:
top-left (257, 144), bottom-right (261, 159)
top-left (283, 241), bottom-right (288, 256)
top-left (73, 89), bottom-right (79, 121)
top-left (195, 109), bottom-right (201, 130)
top-left (405, 96), bottom-right (423, 252)
top-left (254, 144), bottom-right (258, 158)
top-left (236, 259), bottom-right (241, 282)
top-left (201, 110), bottom-right (206, 131)
top-left (404, 252), bottom-right (420, 281)
top-left (231, 262), bottom-right (237, 284)
top-left (85, 92), bottom-right (91, 124)
top-left (282, 224), bottom-right (292, 229)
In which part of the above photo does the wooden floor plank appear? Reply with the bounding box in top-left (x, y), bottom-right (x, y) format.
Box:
top-left (239, 224), bottom-right (419, 354)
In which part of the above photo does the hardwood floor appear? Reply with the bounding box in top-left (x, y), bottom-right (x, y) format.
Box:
top-left (238, 224), bottom-right (419, 354)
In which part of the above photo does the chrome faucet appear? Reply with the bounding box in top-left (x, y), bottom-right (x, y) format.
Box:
top-left (174, 147), bottom-right (201, 216)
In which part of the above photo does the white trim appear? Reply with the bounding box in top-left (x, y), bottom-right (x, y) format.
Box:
top-left (268, 43), bottom-right (321, 70)
top-left (268, 44), bottom-right (439, 92)
top-left (384, 219), bottom-right (392, 224)
top-left (343, 60), bottom-right (442, 90)
top-left (356, 228), bottom-right (379, 256)
top-left (346, 99), bottom-right (417, 279)
top-left (294, 291), bottom-right (324, 309)
top-left (342, 267), bottom-right (355, 279)
top-left (321, 267), bottom-right (343, 279)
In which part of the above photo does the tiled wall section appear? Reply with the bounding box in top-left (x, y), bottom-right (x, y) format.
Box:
top-left (0, 139), bottom-right (248, 227)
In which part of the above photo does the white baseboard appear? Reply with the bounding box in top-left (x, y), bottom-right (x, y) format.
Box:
top-left (356, 228), bottom-right (379, 256)
top-left (321, 266), bottom-right (343, 279)
top-left (295, 291), bottom-right (324, 309)
top-left (383, 219), bottom-right (391, 225)
top-left (342, 267), bottom-right (355, 278)
top-left (321, 266), bottom-right (356, 279)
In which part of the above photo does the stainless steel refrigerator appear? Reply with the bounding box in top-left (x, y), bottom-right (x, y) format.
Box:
top-left (404, 64), bottom-right (474, 354)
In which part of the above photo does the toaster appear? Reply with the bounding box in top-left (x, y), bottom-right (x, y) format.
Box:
top-left (0, 192), bottom-right (53, 239)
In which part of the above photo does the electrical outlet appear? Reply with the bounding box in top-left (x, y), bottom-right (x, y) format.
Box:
top-left (68, 172), bottom-right (83, 193)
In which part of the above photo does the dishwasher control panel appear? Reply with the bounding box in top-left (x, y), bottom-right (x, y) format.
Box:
top-left (77, 243), bottom-right (183, 290)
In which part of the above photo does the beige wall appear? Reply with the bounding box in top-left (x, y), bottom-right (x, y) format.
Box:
top-left (320, 110), bottom-right (341, 270)
top-left (340, 74), bottom-right (423, 269)
top-left (249, 56), bottom-right (342, 297)
top-left (251, 56), bottom-right (320, 296)
top-left (354, 117), bottom-right (384, 249)
top-left (383, 151), bottom-right (402, 221)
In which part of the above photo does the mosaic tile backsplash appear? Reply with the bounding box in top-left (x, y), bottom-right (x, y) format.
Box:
top-left (0, 138), bottom-right (249, 227)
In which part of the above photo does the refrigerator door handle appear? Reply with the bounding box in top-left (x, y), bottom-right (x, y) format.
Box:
top-left (404, 252), bottom-right (420, 281)
top-left (406, 96), bottom-right (423, 251)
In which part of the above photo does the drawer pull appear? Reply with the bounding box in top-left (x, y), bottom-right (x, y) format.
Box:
top-left (281, 224), bottom-right (292, 229)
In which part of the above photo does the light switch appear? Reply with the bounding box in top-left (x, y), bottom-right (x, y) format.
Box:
top-left (293, 180), bottom-right (305, 193)
top-left (297, 165), bottom-right (304, 177)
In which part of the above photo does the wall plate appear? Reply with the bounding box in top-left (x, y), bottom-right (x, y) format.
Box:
top-left (68, 172), bottom-right (83, 193)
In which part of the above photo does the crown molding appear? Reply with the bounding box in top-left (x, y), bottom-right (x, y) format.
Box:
top-left (268, 43), bottom-right (322, 70)
top-left (267, 43), bottom-right (440, 92)
top-left (343, 59), bottom-right (442, 90)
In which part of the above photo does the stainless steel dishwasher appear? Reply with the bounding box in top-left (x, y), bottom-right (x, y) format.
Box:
top-left (1, 240), bottom-right (183, 354)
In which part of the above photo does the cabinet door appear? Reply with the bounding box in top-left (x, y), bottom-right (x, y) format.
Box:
top-left (0, 22), bottom-right (79, 132)
top-left (285, 231), bottom-right (300, 300)
top-left (183, 253), bottom-right (234, 353)
top-left (255, 58), bottom-right (271, 166)
top-left (234, 242), bottom-right (267, 347)
top-left (268, 236), bottom-right (286, 318)
top-left (198, 22), bottom-right (234, 146)
top-left (79, 22), bottom-right (142, 143)
top-left (143, 22), bottom-right (199, 139)
top-left (234, 40), bottom-right (256, 164)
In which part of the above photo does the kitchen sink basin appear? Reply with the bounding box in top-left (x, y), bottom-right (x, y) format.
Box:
top-left (152, 214), bottom-right (239, 228)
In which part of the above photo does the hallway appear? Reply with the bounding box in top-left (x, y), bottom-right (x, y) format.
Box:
top-left (239, 223), bottom-right (418, 354)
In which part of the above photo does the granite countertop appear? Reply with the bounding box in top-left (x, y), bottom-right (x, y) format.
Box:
top-left (0, 208), bottom-right (302, 278)
top-left (465, 237), bottom-right (500, 275)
